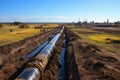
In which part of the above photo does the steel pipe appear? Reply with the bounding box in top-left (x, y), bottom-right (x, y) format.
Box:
top-left (16, 26), bottom-right (64, 80)
top-left (16, 67), bottom-right (40, 80)
top-left (26, 40), bottom-right (49, 59)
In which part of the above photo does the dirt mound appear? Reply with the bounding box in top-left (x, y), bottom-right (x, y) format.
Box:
top-left (65, 28), bottom-right (120, 80)
top-left (111, 40), bottom-right (120, 44)
top-left (41, 30), bottom-right (64, 80)
top-left (0, 28), bottom-right (57, 80)
top-left (78, 31), bottom-right (100, 34)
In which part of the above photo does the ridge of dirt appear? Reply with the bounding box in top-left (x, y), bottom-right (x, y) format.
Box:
top-left (0, 28), bottom-right (57, 80)
top-left (65, 28), bottom-right (120, 80)
top-left (65, 28), bottom-right (81, 80)
top-left (41, 30), bottom-right (64, 80)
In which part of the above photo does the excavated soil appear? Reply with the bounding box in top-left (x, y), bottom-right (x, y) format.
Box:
top-left (65, 28), bottom-right (120, 80)
top-left (0, 27), bottom-right (120, 80)
top-left (41, 29), bottom-right (64, 80)
top-left (0, 28), bottom-right (58, 80)
top-left (78, 31), bottom-right (101, 34)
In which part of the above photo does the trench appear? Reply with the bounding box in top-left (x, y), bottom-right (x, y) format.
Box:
top-left (14, 27), bottom-right (64, 80)
top-left (9, 40), bottom-right (49, 80)
top-left (9, 34), bottom-right (57, 80)
top-left (59, 34), bottom-right (67, 80)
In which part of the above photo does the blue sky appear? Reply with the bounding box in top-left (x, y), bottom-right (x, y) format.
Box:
top-left (0, 0), bottom-right (120, 22)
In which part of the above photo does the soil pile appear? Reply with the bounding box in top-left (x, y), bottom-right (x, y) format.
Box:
top-left (65, 28), bottom-right (120, 80)
top-left (41, 29), bottom-right (64, 80)
top-left (0, 28), bottom-right (57, 80)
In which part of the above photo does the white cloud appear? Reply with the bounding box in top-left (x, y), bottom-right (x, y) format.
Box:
top-left (0, 15), bottom-right (80, 22)
top-left (54, 16), bottom-right (67, 19)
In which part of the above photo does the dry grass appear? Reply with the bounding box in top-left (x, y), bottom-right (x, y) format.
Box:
top-left (0, 24), bottom-right (59, 46)
top-left (89, 34), bottom-right (120, 43)
top-left (0, 25), bottom-right (40, 46)
top-left (70, 26), bottom-right (120, 54)
top-left (28, 24), bottom-right (58, 29)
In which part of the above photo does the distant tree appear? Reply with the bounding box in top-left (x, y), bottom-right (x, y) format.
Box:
top-left (114, 21), bottom-right (120, 27)
top-left (0, 23), bottom-right (4, 29)
top-left (83, 21), bottom-right (87, 25)
top-left (77, 21), bottom-right (82, 26)
top-left (13, 22), bottom-right (22, 26)
top-left (90, 21), bottom-right (94, 24)
top-left (114, 21), bottom-right (120, 24)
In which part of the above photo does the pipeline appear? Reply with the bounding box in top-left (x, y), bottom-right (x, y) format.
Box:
top-left (16, 26), bottom-right (64, 80)
top-left (26, 40), bottom-right (49, 59)
top-left (26, 28), bottom-right (62, 59)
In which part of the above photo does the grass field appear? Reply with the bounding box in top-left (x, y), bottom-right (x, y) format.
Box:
top-left (0, 26), bottom-right (40, 46)
top-left (0, 24), bottom-right (58, 46)
top-left (89, 34), bottom-right (120, 43)
top-left (70, 26), bottom-right (120, 54)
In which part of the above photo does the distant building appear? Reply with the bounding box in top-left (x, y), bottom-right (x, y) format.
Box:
top-left (95, 23), bottom-right (119, 27)
top-left (107, 19), bottom-right (109, 24)
top-left (96, 24), bottom-right (111, 27)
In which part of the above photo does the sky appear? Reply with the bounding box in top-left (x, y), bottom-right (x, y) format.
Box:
top-left (0, 0), bottom-right (120, 22)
